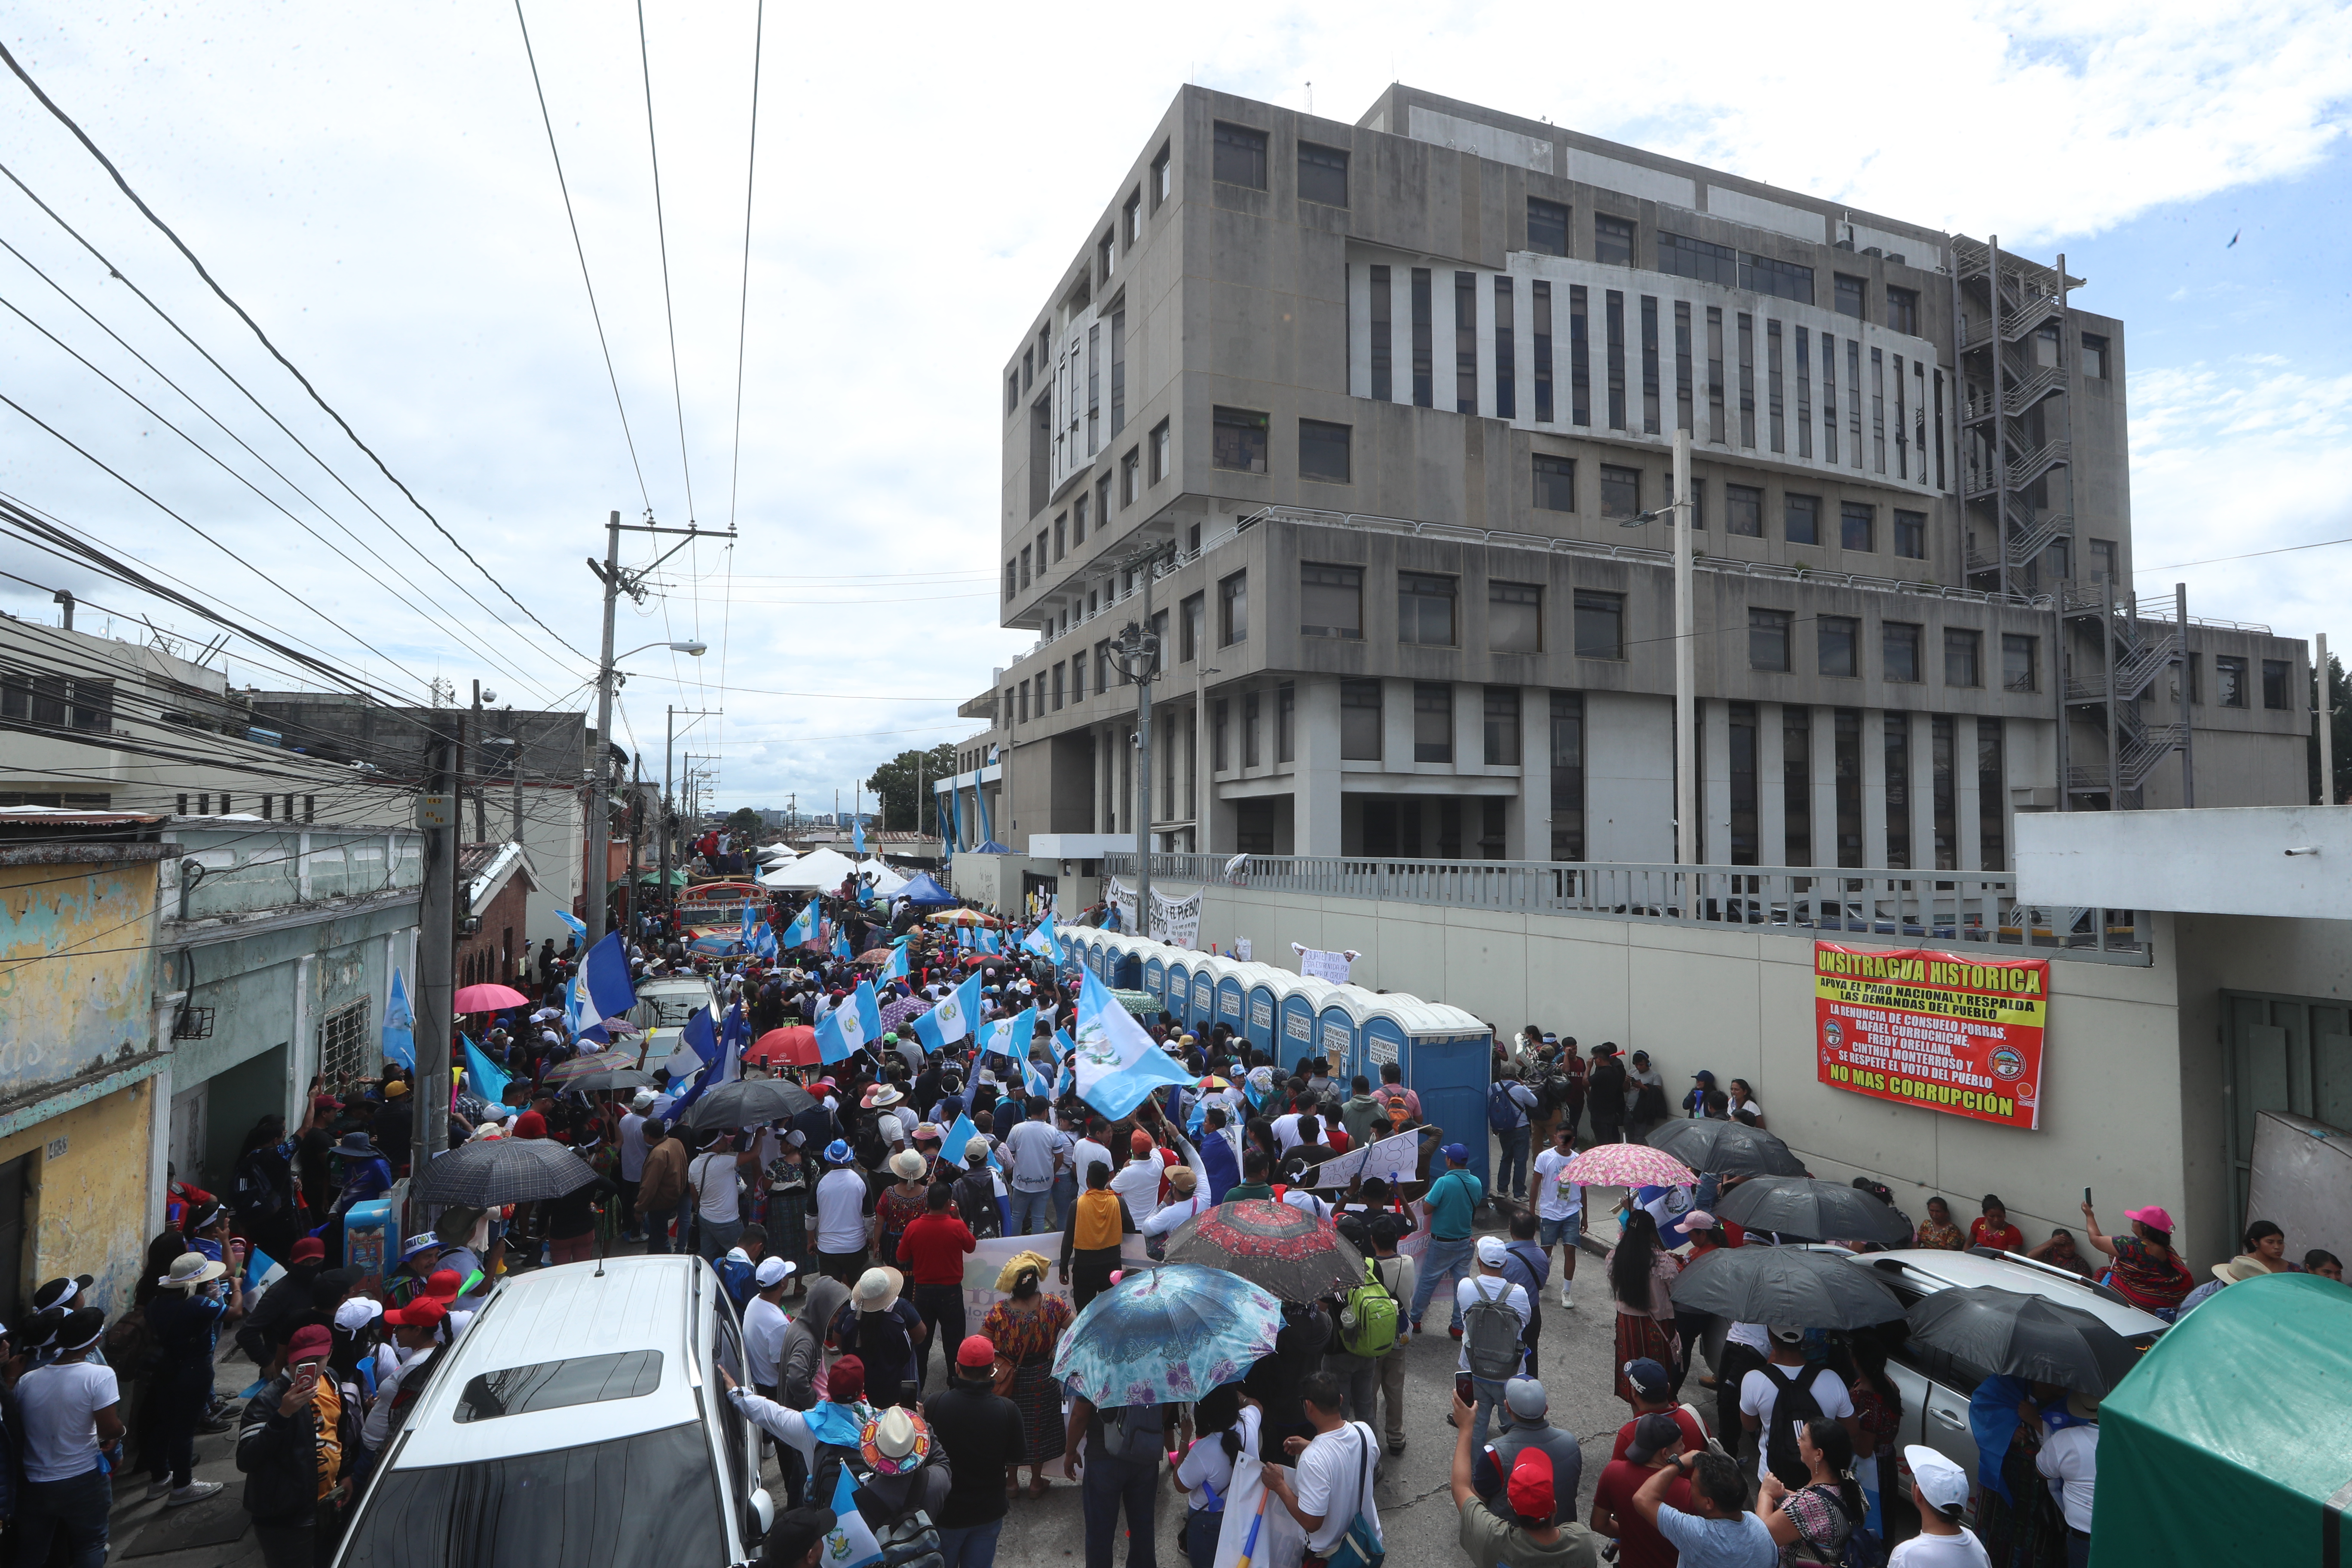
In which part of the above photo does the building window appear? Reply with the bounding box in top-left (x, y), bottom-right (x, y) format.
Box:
top-left (1219, 572), bottom-right (1248, 645)
top-left (1640, 294), bottom-right (1661, 434)
top-left (1819, 616), bottom-right (1859, 678)
top-left (1369, 265), bottom-right (1393, 401)
top-left (1213, 122), bottom-right (1266, 189)
top-left (1242, 690), bottom-right (1261, 767)
top-left (2262, 658), bottom-right (2292, 710)
top-left (1945, 628), bottom-right (1982, 687)
top-left (1569, 284), bottom-right (1591, 426)
top-left (1455, 271), bottom-right (1479, 413)
top-left (1795, 325), bottom-right (1813, 458)
top-left (1884, 712), bottom-right (1912, 870)
top-left (1411, 267), bottom-right (1434, 407)
top-left (1834, 709), bottom-right (1864, 867)
top-left (1885, 285), bottom-right (1919, 335)
top-left (2035, 324), bottom-right (2061, 368)
top-left (2089, 538), bottom-right (2117, 584)
top-left (1076, 491), bottom-right (1092, 546)
top-left (1782, 706), bottom-right (1812, 865)
top-left (1121, 447), bottom-right (1140, 505)
top-left (1725, 484), bottom-right (1763, 537)
top-left (1728, 701), bottom-right (1758, 865)
top-left (2082, 333), bottom-right (2109, 380)
top-left (1006, 370), bottom-right (1019, 416)
top-left (1299, 419), bottom-right (1351, 483)
top-left (1785, 493), bottom-right (1819, 545)
top-left (1072, 651), bottom-right (1085, 702)
top-left (1659, 231), bottom-right (1736, 286)
top-left (1527, 197), bottom-right (1569, 256)
top-left (1123, 188), bottom-right (1142, 245)
top-left (1098, 230), bottom-right (1115, 286)
top-left (1297, 141), bottom-right (1348, 206)
top-left (1180, 593), bottom-right (1204, 661)
top-left (1834, 273), bottom-right (1865, 319)
top-left (1004, 561), bottom-right (1016, 600)
top-left (1398, 572), bottom-right (1458, 647)
top-left (1594, 214), bottom-right (1634, 266)
top-left (1019, 545), bottom-right (1031, 587)
top-left (1211, 406), bottom-right (1267, 473)
top-left (1978, 717), bottom-right (2005, 869)
top-left (319, 999), bottom-right (372, 1096)
top-left (1749, 608), bottom-right (1791, 671)
top-left (1766, 318), bottom-right (1785, 452)
top-left (1599, 464), bottom-right (1640, 519)
top-left (1489, 581), bottom-right (1542, 653)
top-left (1151, 142), bottom-right (1171, 208)
top-left (1533, 280), bottom-right (1554, 423)
top-left (1894, 510), bottom-right (1926, 560)
top-left (1054, 514), bottom-right (1066, 561)
top-left (1736, 311), bottom-right (1755, 447)
top-left (1413, 683), bottom-right (1453, 763)
top-left (1212, 699), bottom-right (1229, 770)
top-left (2003, 634), bottom-right (2039, 693)
top-left (1883, 622), bottom-right (1922, 683)
top-left (1051, 662), bottom-right (1066, 710)
top-left (1741, 252), bottom-right (1814, 304)
top-left (1932, 714), bottom-right (1958, 870)
top-left (1706, 305), bottom-right (1725, 443)
top-left (1871, 346), bottom-right (1887, 473)
top-left (1109, 309), bottom-right (1126, 435)
top-left (1483, 687), bottom-right (1522, 766)
top-left (1574, 589), bottom-right (1624, 659)
top-left (1277, 682), bottom-right (1296, 763)
top-left (1022, 346), bottom-right (1033, 391)
top-left (1149, 420), bottom-right (1170, 483)
top-left (1548, 690), bottom-right (1586, 859)
top-left (1840, 502), bottom-right (1874, 552)
top-left (1605, 288), bottom-right (1626, 429)
top-left (1533, 453), bottom-right (1576, 512)
top-left (1017, 680), bottom-right (1030, 723)
top-left (1096, 641), bottom-right (1112, 690)
top-left (2215, 655), bottom-right (2248, 707)
top-left (1674, 300), bottom-right (1694, 434)
top-left (1495, 278), bottom-right (1517, 420)
top-left (1341, 680), bottom-right (1382, 760)
top-left (1300, 564), bottom-right (1363, 640)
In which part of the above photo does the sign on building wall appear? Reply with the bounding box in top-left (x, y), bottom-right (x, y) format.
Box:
top-left (1813, 943), bottom-right (2050, 1130)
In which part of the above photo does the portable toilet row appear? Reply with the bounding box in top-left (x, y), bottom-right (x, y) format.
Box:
top-left (1054, 927), bottom-right (1498, 1191)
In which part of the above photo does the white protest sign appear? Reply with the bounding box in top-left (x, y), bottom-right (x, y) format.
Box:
top-left (1292, 943), bottom-right (1357, 983)
top-left (1297, 1127), bottom-right (1424, 1191)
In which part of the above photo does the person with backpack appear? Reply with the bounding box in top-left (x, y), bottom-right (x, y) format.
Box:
top-left (1487, 1072), bottom-right (1539, 1203)
top-left (1498, 1212), bottom-right (1551, 1360)
top-left (1470, 1377), bottom-right (1584, 1526)
top-left (1756, 1417), bottom-right (1870, 1566)
top-left (1172, 1384), bottom-right (1259, 1568)
top-left (1323, 1217), bottom-right (1395, 1428)
top-left (1062, 1390), bottom-right (1171, 1568)
top-left (1363, 1217), bottom-right (1415, 1458)
top-left (1405, 1144), bottom-right (1484, 1339)
top-left (1457, 1237), bottom-right (1531, 1451)
top-left (1738, 1327), bottom-right (1859, 1491)
top-left (1262, 1372), bottom-right (1384, 1568)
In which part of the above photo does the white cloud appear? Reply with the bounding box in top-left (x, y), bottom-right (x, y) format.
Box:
top-left (0, 1), bottom-right (2346, 804)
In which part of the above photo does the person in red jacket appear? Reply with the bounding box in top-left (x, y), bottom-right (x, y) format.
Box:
top-left (896, 1184), bottom-right (975, 1394)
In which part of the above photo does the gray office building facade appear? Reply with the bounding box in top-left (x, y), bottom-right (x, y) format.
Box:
top-left (976, 84), bottom-right (2308, 869)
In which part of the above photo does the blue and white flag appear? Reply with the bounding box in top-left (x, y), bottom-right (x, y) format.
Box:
top-left (1021, 922), bottom-right (1064, 963)
top-left (554, 906), bottom-right (587, 945)
top-left (782, 898), bottom-right (820, 950)
top-left (566, 931), bottom-right (638, 1045)
top-left (821, 1467), bottom-right (884, 1568)
top-left (742, 904), bottom-right (780, 961)
top-left (816, 980), bottom-right (883, 1065)
top-left (1053, 1028), bottom-right (1075, 1059)
top-left (718, 1001), bottom-right (747, 1087)
top-left (978, 1003), bottom-right (1035, 1062)
top-left (380, 968), bottom-right (415, 1072)
top-left (462, 1033), bottom-right (510, 1110)
top-left (852, 817), bottom-right (867, 856)
top-left (1020, 1051), bottom-right (1055, 1099)
top-left (1072, 969), bottom-right (1193, 1121)
top-left (878, 944), bottom-right (910, 985)
top-left (668, 1006), bottom-right (725, 1112)
top-left (939, 1111), bottom-right (1002, 1173)
top-left (832, 928), bottom-right (853, 961)
top-left (910, 970), bottom-right (978, 1054)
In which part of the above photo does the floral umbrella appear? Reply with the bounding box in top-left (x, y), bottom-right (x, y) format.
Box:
top-left (1560, 1142), bottom-right (1698, 1188)
top-left (1162, 1200), bottom-right (1365, 1302)
top-left (926, 909), bottom-right (1001, 927)
top-left (877, 994), bottom-right (930, 1032)
top-left (1050, 1263), bottom-right (1281, 1409)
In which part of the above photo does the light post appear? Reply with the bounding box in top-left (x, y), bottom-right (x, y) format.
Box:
top-left (1620, 427), bottom-right (1696, 867)
top-left (584, 637), bottom-right (705, 947)
top-left (1105, 541), bottom-right (1176, 936)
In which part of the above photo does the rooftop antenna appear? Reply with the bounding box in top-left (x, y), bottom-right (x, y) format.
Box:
top-left (1305, 81), bottom-right (1313, 115)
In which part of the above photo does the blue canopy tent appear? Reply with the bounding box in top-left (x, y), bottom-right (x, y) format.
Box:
top-left (972, 839), bottom-right (1010, 854)
top-left (893, 871), bottom-right (957, 906)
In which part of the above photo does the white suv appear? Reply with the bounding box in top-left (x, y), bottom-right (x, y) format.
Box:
top-left (334, 1255), bottom-right (772, 1568)
top-left (1845, 1247), bottom-right (2165, 1504)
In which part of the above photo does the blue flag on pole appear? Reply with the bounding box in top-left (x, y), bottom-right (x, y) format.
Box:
top-left (879, 944), bottom-right (910, 985)
top-left (742, 905), bottom-right (779, 961)
top-left (462, 1033), bottom-right (511, 1110)
top-left (1021, 922), bottom-right (1065, 964)
top-left (939, 1111), bottom-right (1002, 1173)
top-left (1071, 970), bottom-right (1193, 1120)
top-left (821, 1468), bottom-right (884, 1568)
top-left (380, 969), bottom-right (415, 1073)
top-left (567, 931), bottom-right (638, 1044)
top-left (816, 981), bottom-right (883, 1064)
top-left (554, 906), bottom-right (587, 944)
top-left (910, 969), bottom-right (978, 1054)
top-left (783, 898), bottom-right (819, 949)
top-left (668, 1006), bottom-right (725, 1111)
top-left (832, 928), bottom-right (853, 961)
top-left (852, 817), bottom-right (867, 856)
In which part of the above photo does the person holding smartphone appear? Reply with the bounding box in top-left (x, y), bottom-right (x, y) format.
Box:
top-left (237, 1323), bottom-right (363, 1568)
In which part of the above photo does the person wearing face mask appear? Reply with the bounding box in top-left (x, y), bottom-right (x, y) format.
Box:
top-left (145, 1253), bottom-right (243, 1507)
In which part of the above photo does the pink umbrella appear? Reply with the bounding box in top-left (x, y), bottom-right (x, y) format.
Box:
top-left (1561, 1142), bottom-right (1697, 1188)
top-left (452, 983), bottom-right (531, 1014)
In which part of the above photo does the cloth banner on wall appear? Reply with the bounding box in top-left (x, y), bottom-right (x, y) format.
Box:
top-left (1813, 943), bottom-right (2050, 1130)
top-left (1292, 944), bottom-right (1358, 983)
top-left (1104, 878), bottom-right (1204, 949)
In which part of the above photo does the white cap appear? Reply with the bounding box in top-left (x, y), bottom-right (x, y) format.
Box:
top-left (756, 1256), bottom-right (796, 1287)
top-left (1476, 1235), bottom-right (1508, 1266)
top-left (335, 1298), bottom-right (385, 1332)
top-left (1903, 1445), bottom-right (1971, 1513)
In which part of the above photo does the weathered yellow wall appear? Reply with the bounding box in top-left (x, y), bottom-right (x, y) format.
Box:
top-left (0, 1082), bottom-right (159, 1317)
top-left (0, 861), bottom-right (159, 1084)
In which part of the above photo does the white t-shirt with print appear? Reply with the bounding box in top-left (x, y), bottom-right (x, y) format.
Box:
top-left (1292, 1420), bottom-right (1381, 1553)
top-left (1530, 1146), bottom-right (1582, 1220)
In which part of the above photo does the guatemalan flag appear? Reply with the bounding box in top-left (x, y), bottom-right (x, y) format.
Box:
top-left (567, 931), bottom-right (638, 1044)
top-left (782, 898), bottom-right (820, 950)
top-left (742, 904), bottom-right (779, 960)
top-left (978, 1003), bottom-right (1035, 1063)
top-left (665, 1005), bottom-right (726, 1112)
top-left (820, 1467), bottom-right (884, 1568)
top-left (1071, 968), bottom-right (1193, 1120)
top-left (832, 928), bottom-right (853, 961)
top-left (911, 969), bottom-right (979, 1054)
top-left (878, 943), bottom-right (910, 985)
top-left (815, 979), bottom-right (884, 1064)
top-left (1021, 921), bottom-right (1065, 964)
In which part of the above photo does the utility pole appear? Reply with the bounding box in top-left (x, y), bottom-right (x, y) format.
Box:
top-left (510, 715), bottom-right (524, 845)
top-left (469, 680), bottom-right (496, 844)
top-left (627, 753), bottom-right (643, 929)
top-left (583, 509), bottom-right (726, 947)
top-left (662, 707), bottom-right (720, 916)
top-left (413, 713), bottom-right (458, 1172)
top-left (1673, 428), bottom-right (1695, 866)
top-left (2318, 630), bottom-right (2334, 807)
top-left (1106, 540), bottom-right (1175, 938)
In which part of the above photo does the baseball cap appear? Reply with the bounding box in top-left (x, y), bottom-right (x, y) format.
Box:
top-left (764, 1507), bottom-right (838, 1568)
top-left (2125, 1204), bottom-right (2176, 1233)
top-left (1626, 1411), bottom-right (1684, 1465)
top-left (290, 1236), bottom-right (326, 1265)
top-left (956, 1333), bottom-right (998, 1370)
top-left (287, 1325), bottom-right (333, 1364)
top-left (1691, 1069), bottom-right (1717, 1084)
top-left (383, 1297), bottom-right (449, 1330)
top-left (756, 1256), bottom-right (797, 1287)
top-left (422, 1269), bottom-right (464, 1301)
top-left (1903, 1444), bottom-right (1971, 1513)
top-left (1504, 1377), bottom-right (1547, 1420)
top-left (1476, 1236), bottom-right (1508, 1266)
top-left (1622, 1358), bottom-right (1672, 1402)
top-left (965, 1136), bottom-right (990, 1162)
top-left (334, 1298), bottom-right (384, 1333)
top-left (1442, 1142), bottom-right (1470, 1165)
top-left (1505, 1446), bottom-right (1556, 1522)
top-left (1769, 1324), bottom-right (1807, 1344)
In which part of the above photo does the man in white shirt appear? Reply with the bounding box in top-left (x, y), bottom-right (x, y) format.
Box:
top-left (2034, 1396), bottom-right (2099, 1563)
top-left (15, 1308), bottom-right (126, 1562)
top-left (1527, 1122), bottom-right (1583, 1306)
top-left (1271, 1099), bottom-right (1307, 1155)
top-left (1889, 1445), bottom-right (1993, 1567)
top-left (618, 1092), bottom-right (652, 1240)
top-left (1139, 1167), bottom-right (1209, 1246)
top-left (1456, 1237), bottom-right (1532, 1450)
top-left (1109, 1130), bottom-right (1169, 1218)
top-left (1069, 1118), bottom-right (1114, 1191)
top-left (1262, 1373), bottom-right (1381, 1563)
top-left (813, 1141), bottom-right (873, 1281)
top-left (1001, 1098), bottom-right (1064, 1236)
top-left (741, 1257), bottom-right (796, 1395)
top-left (1738, 1327), bottom-right (1859, 1486)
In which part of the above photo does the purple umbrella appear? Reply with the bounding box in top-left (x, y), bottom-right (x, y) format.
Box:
top-left (878, 994), bottom-right (929, 1032)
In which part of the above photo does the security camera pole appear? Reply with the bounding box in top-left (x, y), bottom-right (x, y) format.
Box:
top-left (1106, 540), bottom-right (1178, 939)
top-left (584, 509), bottom-right (734, 948)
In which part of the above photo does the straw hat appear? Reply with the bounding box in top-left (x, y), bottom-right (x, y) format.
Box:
top-left (859, 1407), bottom-right (932, 1476)
top-left (159, 1253), bottom-right (227, 1289)
top-left (852, 1266), bottom-right (905, 1311)
top-left (994, 1250), bottom-right (1052, 1292)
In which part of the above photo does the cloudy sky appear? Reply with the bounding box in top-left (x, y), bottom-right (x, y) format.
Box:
top-left (2, 1), bottom-right (2346, 811)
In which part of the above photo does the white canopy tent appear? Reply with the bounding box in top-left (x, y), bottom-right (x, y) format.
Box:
top-left (759, 845), bottom-right (858, 890)
top-left (755, 843), bottom-right (799, 862)
top-left (856, 858), bottom-right (909, 896)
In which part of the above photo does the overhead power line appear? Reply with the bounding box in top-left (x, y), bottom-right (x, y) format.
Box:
top-left (636, 0), bottom-right (695, 527)
top-left (0, 37), bottom-right (596, 665)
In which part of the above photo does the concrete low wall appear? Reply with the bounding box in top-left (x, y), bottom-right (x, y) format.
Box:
top-left (1169, 880), bottom-right (2213, 1266)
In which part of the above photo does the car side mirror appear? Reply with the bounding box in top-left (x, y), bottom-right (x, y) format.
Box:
top-left (750, 1486), bottom-right (774, 1536)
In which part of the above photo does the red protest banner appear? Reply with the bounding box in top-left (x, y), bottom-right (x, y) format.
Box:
top-left (1813, 943), bottom-right (2050, 1130)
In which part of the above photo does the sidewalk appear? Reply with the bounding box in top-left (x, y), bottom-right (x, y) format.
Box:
top-left (106, 1360), bottom-right (266, 1568)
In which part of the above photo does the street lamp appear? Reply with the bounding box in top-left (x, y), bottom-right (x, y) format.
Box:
top-left (1104, 540), bottom-right (1176, 936)
top-left (1617, 427), bottom-right (1695, 868)
top-left (586, 638), bottom-right (707, 946)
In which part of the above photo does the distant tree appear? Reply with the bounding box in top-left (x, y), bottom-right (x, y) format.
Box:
top-left (2312, 655), bottom-right (2349, 805)
top-left (724, 806), bottom-right (765, 843)
top-left (866, 744), bottom-right (959, 832)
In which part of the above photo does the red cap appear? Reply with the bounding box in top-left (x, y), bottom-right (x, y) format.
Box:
top-left (289, 1237), bottom-right (326, 1265)
top-left (288, 1325), bottom-right (333, 1364)
top-left (827, 1354), bottom-right (865, 1403)
top-left (956, 1334), bottom-right (997, 1370)
top-left (384, 1297), bottom-right (449, 1330)
top-left (1130, 1130), bottom-right (1155, 1154)
top-left (423, 1269), bottom-right (463, 1300)
top-left (1506, 1447), bottom-right (1556, 1521)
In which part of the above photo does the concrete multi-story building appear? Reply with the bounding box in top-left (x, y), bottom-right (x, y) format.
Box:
top-left (967, 83), bottom-right (2309, 872)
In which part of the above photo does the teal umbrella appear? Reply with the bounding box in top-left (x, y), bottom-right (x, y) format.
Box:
top-left (1049, 1263), bottom-right (1282, 1409)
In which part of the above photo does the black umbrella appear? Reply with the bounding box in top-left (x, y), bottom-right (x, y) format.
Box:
top-left (1905, 1286), bottom-right (2140, 1395)
top-left (409, 1136), bottom-right (598, 1207)
top-left (560, 1067), bottom-right (656, 1095)
top-left (1646, 1118), bottom-right (1809, 1178)
top-left (681, 1077), bottom-right (818, 1130)
top-left (1668, 1245), bottom-right (1905, 1328)
top-left (1715, 1178), bottom-right (1912, 1245)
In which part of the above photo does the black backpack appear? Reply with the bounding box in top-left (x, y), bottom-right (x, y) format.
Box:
top-left (1758, 1362), bottom-right (1829, 1488)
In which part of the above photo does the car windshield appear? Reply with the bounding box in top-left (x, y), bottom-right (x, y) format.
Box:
top-left (454, 1351), bottom-right (662, 1421)
top-left (647, 994), bottom-right (707, 1024)
top-left (340, 1421), bottom-right (725, 1568)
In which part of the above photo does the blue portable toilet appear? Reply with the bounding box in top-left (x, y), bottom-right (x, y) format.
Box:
top-left (1188, 965), bottom-right (1216, 1026)
top-left (1314, 1003), bottom-right (1362, 1081)
top-left (1213, 969), bottom-right (1248, 1035)
top-left (1144, 952), bottom-right (1168, 1007)
top-left (1360, 998), bottom-right (1494, 1193)
top-left (1275, 988), bottom-right (1319, 1064)
top-left (1243, 973), bottom-right (1281, 1054)
top-left (1107, 937), bottom-right (1144, 991)
top-left (1166, 958), bottom-right (1194, 1028)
